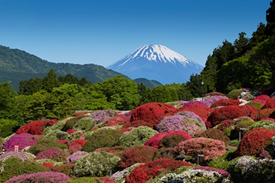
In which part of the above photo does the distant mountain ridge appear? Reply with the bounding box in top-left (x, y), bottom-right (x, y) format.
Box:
top-left (109, 44), bottom-right (203, 84)
top-left (0, 45), bottom-right (123, 88)
top-left (134, 78), bottom-right (162, 88)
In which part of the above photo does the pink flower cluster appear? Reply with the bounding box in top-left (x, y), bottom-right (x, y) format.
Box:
top-left (3, 133), bottom-right (38, 151)
top-left (5, 171), bottom-right (70, 183)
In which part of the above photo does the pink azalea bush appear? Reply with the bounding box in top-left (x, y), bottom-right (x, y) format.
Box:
top-left (176, 137), bottom-right (226, 161)
top-left (156, 111), bottom-right (206, 136)
top-left (192, 95), bottom-right (228, 107)
top-left (5, 171), bottom-right (70, 183)
top-left (67, 151), bottom-right (88, 163)
top-left (90, 110), bottom-right (117, 124)
top-left (3, 133), bottom-right (38, 151)
top-left (36, 148), bottom-right (65, 161)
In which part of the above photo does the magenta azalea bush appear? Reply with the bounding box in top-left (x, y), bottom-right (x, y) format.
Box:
top-left (3, 133), bottom-right (38, 151)
top-left (67, 151), bottom-right (88, 163)
top-left (5, 171), bottom-right (70, 183)
top-left (156, 111), bottom-right (206, 136)
top-left (36, 148), bottom-right (65, 161)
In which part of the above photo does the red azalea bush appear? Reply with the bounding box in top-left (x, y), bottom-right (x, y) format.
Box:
top-left (145, 130), bottom-right (192, 148)
top-left (207, 105), bottom-right (258, 127)
top-left (124, 120), bottom-right (155, 128)
top-left (106, 114), bottom-right (130, 126)
top-left (126, 158), bottom-right (192, 183)
top-left (176, 137), bottom-right (226, 161)
top-left (69, 139), bottom-right (86, 153)
top-left (130, 102), bottom-right (177, 127)
top-left (119, 146), bottom-right (157, 169)
top-left (178, 101), bottom-right (212, 124)
top-left (42, 162), bottom-right (55, 169)
top-left (238, 128), bottom-right (275, 156)
top-left (211, 99), bottom-right (240, 108)
top-left (16, 119), bottom-right (57, 135)
top-left (258, 108), bottom-right (275, 119)
top-left (253, 95), bottom-right (275, 108)
top-left (5, 171), bottom-right (70, 183)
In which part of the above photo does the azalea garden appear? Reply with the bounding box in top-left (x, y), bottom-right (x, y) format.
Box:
top-left (0, 89), bottom-right (274, 183)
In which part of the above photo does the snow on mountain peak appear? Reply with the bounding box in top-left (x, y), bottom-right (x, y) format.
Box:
top-left (120, 44), bottom-right (190, 66)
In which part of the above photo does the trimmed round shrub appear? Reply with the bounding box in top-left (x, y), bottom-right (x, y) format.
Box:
top-left (249, 120), bottom-right (274, 130)
top-left (119, 146), bottom-right (157, 169)
top-left (160, 135), bottom-right (187, 148)
top-left (0, 151), bottom-right (35, 161)
top-left (67, 151), bottom-right (89, 163)
top-left (227, 89), bottom-right (243, 99)
top-left (73, 117), bottom-right (95, 131)
top-left (156, 167), bottom-right (230, 183)
top-left (0, 119), bottom-right (20, 138)
top-left (237, 128), bottom-right (274, 156)
top-left (83, 128), bottom-right (122, 152)
top-left (196, 128), bottom-right (230, 145)
top-left (253, 95), bottom-right (274, 108)
top-left (106, 114), bottom-right (130, 127)
top-left (130, 102), bottom-right (177, 127)
top-left (119, 126), bottom-right (157, 147)
top-left (69, 177), bottom-right (97, 183)
top-left (145, 130), bottom-right (192, 148)
top-left (178, 101), bottom-right (212, 124)
top-left (16, 119), bottom-right (57, 135)
top-left (156, 112), bottom-right (206, 136)
top-left (194, 95), bottom-right (228, 107)
top-left (36, 148), bottom-right (67, 162)
top-left (223, 116), bottom-right (254, 139)
top-left (258, 108), bottom-right (275, 119)
top-left (6, 171), bottom-right (70, 183)
top-left (90, 110), bottom-right (117, 124)
top-left (124, 120), bottom-right (155, 128)
top-left (51, 163), bottom-right (75, 176)
top-left (29, 137), bottom-right (67, 155)
top-left (176, 137), bottom-right (226, 162)
top-left (3, 133), bottom-right (38, 151)
top-left (126, 158), bottom-right (192, 183)
top-left (227, 156), bottom-right (275, 182)
top-left (112, 163), bottom-right (142, 183)
top-left (69, 139), bottom-right (86, 153)
top-left (208, 105), bottom-right (258, 127)
top-left (72, 151), bottom-right (121, 177)
top-left (95, 146), bottom-right (126, 157)
top-left (211, 99), bottom-right (239, 108)
top-left (0, 157), bottom-right (47, 182)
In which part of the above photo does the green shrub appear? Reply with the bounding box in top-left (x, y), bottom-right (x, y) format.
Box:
top-left (119, 126), bottom-right (157, 147)
top-left (0, 119), bottom-right (20, 138)
top-left (73, 151), bottom-right (121, 177)
top-left (73, 117), bottom-right (95, 131)
top-left (29, 137), bottom-right (67, 155)
top-left (160, 135), bottom-right (185, 148)
top-left (227, 89), bottom-right (243, 99)
top-left (249, 120), bottom-right (274, 130)
top-left (62, 117), bottom-right (79, 131)
top-left (0, 157), bottom-right (47, 182)
top-left (83, 128), bottom-right (122, 152)
top-left (69, 177), bottom-right (97, 183)
top-left (208, 156), bottom-right (230, 170)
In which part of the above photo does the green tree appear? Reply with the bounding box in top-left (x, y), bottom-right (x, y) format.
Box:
top-left (0, 83), bottom-right (16, 119)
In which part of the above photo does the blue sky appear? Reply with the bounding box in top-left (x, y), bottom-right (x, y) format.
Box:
top-left (0, 0), bottom-right (271, 66)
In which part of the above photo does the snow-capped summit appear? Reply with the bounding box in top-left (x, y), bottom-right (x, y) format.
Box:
top-left (109, 44), bottom-right (203, 84)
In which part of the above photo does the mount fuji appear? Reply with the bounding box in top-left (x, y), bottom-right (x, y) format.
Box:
top-left (108, 44), bottom-right (203, 84)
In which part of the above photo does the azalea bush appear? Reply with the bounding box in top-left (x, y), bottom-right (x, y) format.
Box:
top-left (176, 137), bottom-right (226, 162)
top-left (211, 98), bottom-right (239, 108)
top-left (130, 102), bottom-right (177, 126)
top-left (5, 171), bottom-right (70, 183)
top-left (156, 112), bottom-right (206, 136)
top-left (0, 157), bottom-right (47, 182)
top-left (126, 158), bottom-right (192, 183)
top-left (119, 126), bottom-right (157, 147)
top-left (196, 128), bottom-right (230, 145)
top-left (36, 148), bottom-right (67, 162)
top-left (3, 133), bottom-right (38, 151)
top-left (16, 119), bottom-right (57, 135)
top-left (145, 130), bottom-right (191, 148)
top-left (72, 151), bottom-right (121, 177)
top-left (29, 137), bottom-right (67, 155)
top-left (83, 128), bottom-right (122, 152)
top-left (237, 128), bottom-right (274, 156)
top-left (119, 146), bottom-right (157, 169)
top-left (178, 101), bottom-right (212, 124)
top-left (0, 151), bottom-right (35, 161)
top-left (90, 110), bottom-right (117, 124)
top-left (67, 151), bottom-right (88, 163)
top-left (208, 105), bottom-right (258, 127)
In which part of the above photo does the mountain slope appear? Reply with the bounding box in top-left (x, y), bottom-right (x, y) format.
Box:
top-left (0, 45), bottom-right (123, 88)
top-left (109, 44), bottom-right (203, 84)
top-left (134, 78), bottom-right (162, 88)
